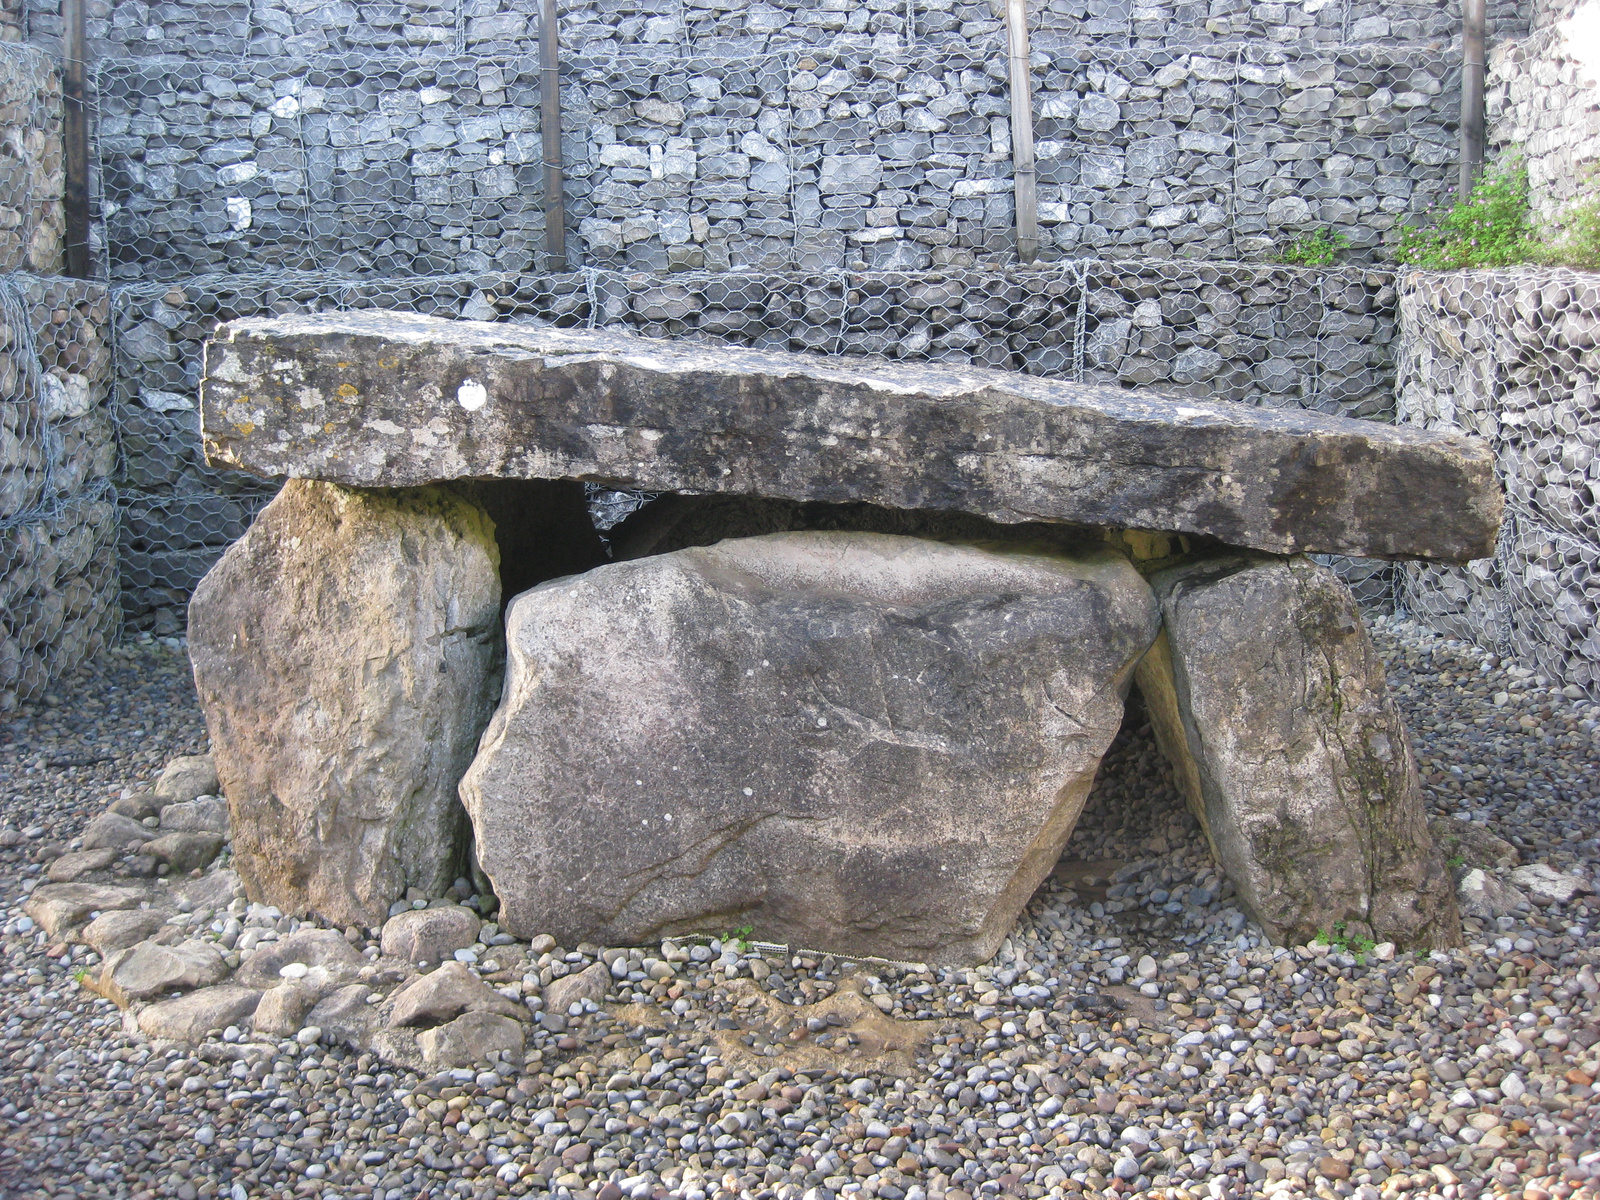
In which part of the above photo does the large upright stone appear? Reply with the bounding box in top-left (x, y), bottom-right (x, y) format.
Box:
top-left (460, 532), bottom-right (1161, 964)
top-left (1134, 555), bottom-right (1459, 949)
top-left (201, 312), bottom-right (1500, 562)
top-left (188, 480), bottom-right (502, 927)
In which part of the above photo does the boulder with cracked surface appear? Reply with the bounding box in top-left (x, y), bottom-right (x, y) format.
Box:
top-left (137, 985), bottom-right (261, 1042)
top-left (188, 479), bottom-right (503, 927)
top-left (1134, 554), bottom-right (1459, 949)
top-left (416, 1011), bottom-right (524, 1069)
top-left (380, 905), bottom-right (481, 967)
top-left (96, 939), bottom-right (229, 1006)
top-left (461, 531), bottom-right (1161, 964)
top-left (235, 928), bottom-right (365, 989)
top-left (201, 311), bottom-right (1500, 562)
top-left (23, 882), bottom-right (147, 938)
top-left (386, 961), bottom-right (529, 1028)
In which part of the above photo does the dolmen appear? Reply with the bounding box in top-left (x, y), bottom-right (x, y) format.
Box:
top-left (189, 311), bottom-right (1501, 965)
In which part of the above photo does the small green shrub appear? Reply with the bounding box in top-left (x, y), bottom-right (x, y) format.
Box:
top-left (1537, 194), bottom-right (1600, 271)
top-left (1316, 920), bottom-right (1377, 963)
top-left (1276, 228), bottom-right (1348, 266)
top-left (1395, 166), bottom-right (1537, 269)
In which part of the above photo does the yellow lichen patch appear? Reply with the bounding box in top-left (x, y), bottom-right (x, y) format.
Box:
top-left (336, 383), bottom-right (360, 400)
top-left (234, 422), bottom-right (255, 436)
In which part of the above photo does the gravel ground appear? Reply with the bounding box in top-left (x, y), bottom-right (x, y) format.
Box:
top-left (1, 619), bottom-right (1598, 1200)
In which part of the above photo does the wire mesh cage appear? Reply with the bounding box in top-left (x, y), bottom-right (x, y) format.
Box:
top-left (0, 273), bottom-right (117, 712)
top-left (1398, 268), bottom-right (1600, 701)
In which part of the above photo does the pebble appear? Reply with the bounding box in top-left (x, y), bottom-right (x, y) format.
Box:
top-left (0, 627), bottom-right (1597, 1200)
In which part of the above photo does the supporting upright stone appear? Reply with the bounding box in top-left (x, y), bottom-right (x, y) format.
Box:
top-left (1135, 555), bottom-right (1460, 949)
top-left (460, 531), bottom-right (1162, 965)
top-left (188, 480), bottom-right (503, 927)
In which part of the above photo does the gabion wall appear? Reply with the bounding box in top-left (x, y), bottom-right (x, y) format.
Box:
top-left (1398, 268), bottom-right (1600, 702)
top-left (1487, 0), bottom-right (1600, 227)
top-left (110, 259), bottom-right (1401, 633)
top-left (88, 42), bottom-right (1464, 283)
top-left (0, 43), bottom-right (117, 712)
top-left (15, 0), bottom-right (1527, 60)
top-left (0, 41), bottom-right (63, 272)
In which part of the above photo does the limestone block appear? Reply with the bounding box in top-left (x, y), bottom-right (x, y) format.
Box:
top-left (97, 939), bottom-right (229, 1006)
top-left (202, 312), bottom-right (1501, 562)
top-left (188, 480), bottom-right (503, 927)
top-left (461, 532), bottom-right (1160, 964)
top-left (1135, 555), bottom-right (1460, 949)
top-left (380, 905), bottom-right (482, 967)
top-left (137, 985), bottom-right (262, 1042)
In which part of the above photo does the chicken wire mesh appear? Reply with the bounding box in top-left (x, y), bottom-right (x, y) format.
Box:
top-left (0, 273), bottom-right (118, 713)
top-left (1398, 268), bottom-right (1600, 703)
top-left (0, 41), bottom-right (65, 273)
top-left (109, 258), bottom-right (1403, 634)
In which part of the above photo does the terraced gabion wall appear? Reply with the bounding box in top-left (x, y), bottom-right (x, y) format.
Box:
top-left (1487, 0), bottom-right (1600, 228)
top-left (1398, 269), bottom-right (1600, 702)
top-left (0, 44), bottom-right (117, 713)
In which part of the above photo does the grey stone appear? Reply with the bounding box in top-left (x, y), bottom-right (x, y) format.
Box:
top-left (544, 962), bottom-right (612, 1015)
top-left (1509, 864), bottom-right (1591, 905)
top-left (305, 983), bottom-right (378, 1047)
top-left (188, 479), bottom-right (502, 927)
top-left (137, 985), bottom-right (262, 1043)
top-left (461, 532), bottom-right (1160, 964)
top-left (252, 982), bottom-right (321, 1037)
top-left (1457, 868), bottom-right (1528, 920)
top-left (202, 313), bottom-right (1501, 562)
top-left (81, 908), bottom-right (168, 954)
top-left (159, 797), bottom-right (230, 835)
top-left (80, 811), bottom-right (156, 852)
top-left (143, 831), bottom-right (224, 874)
top-left (23, 883), bottom-right (147, 938)
top-left (46, 847), bottom-right (117, 883)
top-left (109, 792), bottom-right (160, 820)
top-left (97, 939), bottom-right (229, 1006)
top-left (416, 1011), bottom-right (524, 1069)
top-left (235, 928), bottom-right (364, 989)
top-left (1134, 554), bottom-right (1460, 949)
top-left (380, 905), bottom-right (482, 966)
top-left (1427, 817), bottom-right (1521, 869)
top-left (154, 755), bottom-right (220, 806)
top-left (387, 961), bottom-right (529, 1029)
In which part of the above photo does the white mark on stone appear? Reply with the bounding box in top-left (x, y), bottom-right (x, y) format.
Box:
top-left (457, 379), bottom-right (489, 411)
top-left (817, 717), bottom-right (827, 728)
top-left (742, 788), bottom-right (753, 796)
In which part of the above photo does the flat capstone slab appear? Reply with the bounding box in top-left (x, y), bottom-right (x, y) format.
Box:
top-left (201, 311), bottom-right (1501, 561)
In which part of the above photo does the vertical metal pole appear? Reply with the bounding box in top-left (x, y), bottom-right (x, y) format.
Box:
top-left (1006, 0), bottom-right (1038, 265)
top-left (539, 0), bottom-right (568, 272)
top-left (62, 0), bottom-right (91, 278)
top-left (1459, 0), bottom-right (1486, 200)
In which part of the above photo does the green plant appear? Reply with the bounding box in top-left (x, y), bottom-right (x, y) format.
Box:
top-left (1395, 165), bottom-right (1536, 269)
top-left (721, 924), bottom-right (755, 951)
top-left (1537, 193), bottom-right (1600, 271)
top-left (1446, 854), bottom-right (1467, 870)
top-left (1275, 228), bottom-right (1348, 266)
top-left (1318, 920), bottom-right (1377, 963)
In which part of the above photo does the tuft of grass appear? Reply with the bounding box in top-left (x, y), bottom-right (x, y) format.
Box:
top-left (1275, 228), bottom-right (1348, 266)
